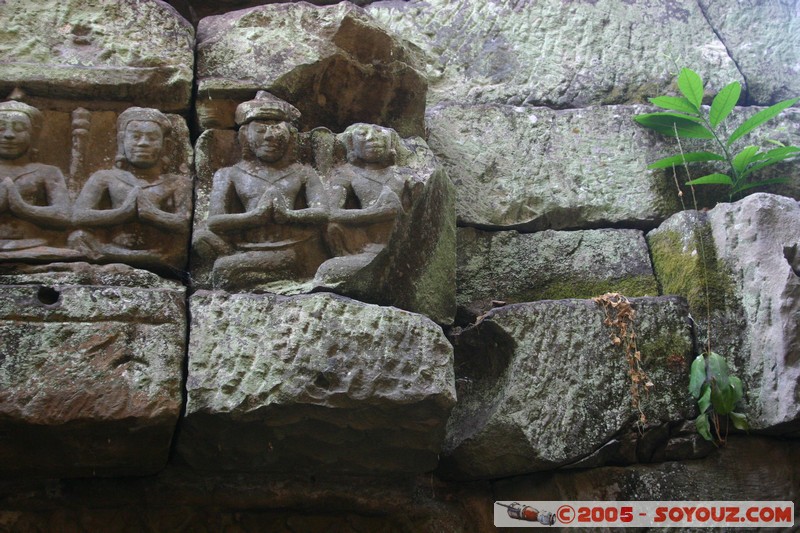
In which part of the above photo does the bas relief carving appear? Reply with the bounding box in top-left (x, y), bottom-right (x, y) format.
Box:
top-left (192, 92), bottom-right (435, 294)
top-left (0, 101), bottom-right (193, 274)
top-left (0, 101), bottom-right (78, 261)
top-left (70, 107), bottom-right (192, 273)
top-left (315, 123), bottom-right (419, 285)
top-left (193, 92), bottom-right (328, 289)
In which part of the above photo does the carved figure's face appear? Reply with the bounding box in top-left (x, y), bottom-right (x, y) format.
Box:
top-left (245, 120), bottom-right (290, 163)
top-left (351, 124), bottom-right (392, 164)
top-left (0, 111), bottom-right (32, 161)
top-left (123, 120), bottom-right (165, 169)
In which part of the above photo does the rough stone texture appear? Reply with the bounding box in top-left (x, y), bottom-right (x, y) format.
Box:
top-left (0, 0), bottom-right (195, 111)
top-left (443, 297), bottom-right (694, 480)
top-left (429, 103), bottom-right (800, 231)
top-left (0, 262), bottom-right (185, 478)
top-left (709, 194), bottom-right (800, 433)
top-left (191, 127), bottom-right (456, 324)
top-left (428, 103), bottom-right (681, 231)
top-left (648, 193), bottom-right (800, 434)
top-left (195, 3), bottom-right (427, 137)
top-left (698, 0), bottom-right (800, 105)
top-left (368, 0), bottom-right (741, 108)
top-left (457, 227), bottom-right (657, 321)
top-left (495, 436), bottom-right (800, 503)
top-left (180, 291), bottom-right (456, 475)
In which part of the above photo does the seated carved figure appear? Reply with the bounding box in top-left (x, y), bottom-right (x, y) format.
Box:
top-left (70, 107), bottom-right (192, 272)
top-left (314, 123), bottom-right (415, 284)
top-left (0, 100), bottom-right (75, 260)
top-left (193, 92), bottom-right (328, 287)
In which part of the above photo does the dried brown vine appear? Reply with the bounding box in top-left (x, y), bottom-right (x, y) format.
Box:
top-left (593, 292), bottom-right (653, 425)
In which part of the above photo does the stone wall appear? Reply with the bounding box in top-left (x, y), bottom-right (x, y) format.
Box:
top-left (0, 1), bottom-right (798, 531)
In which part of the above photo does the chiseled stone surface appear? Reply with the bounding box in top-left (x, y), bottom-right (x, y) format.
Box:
top-left (429, 103), bottom-right (800, 231)
top-left (457, 227), bottom-right (657, 320)
top-left (195, 2), bottom-right (427, 136)
top-left (427, 103), bottom-right (682, 231)
top-left (167, 0), bottom-right (377, 26)
top-left (0, 262), bottom-right (186, 477)
top-left (698, 0), bottom-right (800, 105)
top-left (707, 194), bottom-right (800, 434)
top-left (443, 297), bottom-right (694, 480)
top-left (181, 291), bottom-right (456, 474)
top-left (368, 0), bottom-right (740, 108)
top-left (0, 0), bottom-right (195, 111)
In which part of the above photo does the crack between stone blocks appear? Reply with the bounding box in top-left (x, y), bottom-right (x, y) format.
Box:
top-left (695, 0), bottom-right (752, 104)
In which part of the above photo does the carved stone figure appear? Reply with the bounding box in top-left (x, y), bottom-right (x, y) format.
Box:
top-left (0, 100), bottom-right (77, 261)
top-left (70, 107), bottom-right (192, 273)
top-left (193, 92), bottom-right (328, 288)
top-left (314, 123), bottom-right (417, 284)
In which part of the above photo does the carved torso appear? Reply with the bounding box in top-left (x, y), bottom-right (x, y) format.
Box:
top-left (0, 162), bottom-right (69, 248)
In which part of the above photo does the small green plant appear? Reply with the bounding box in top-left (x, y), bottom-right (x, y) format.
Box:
top-left (634, 68), bottom-right (799, 199)
top-left (688, 351), bottom-right (748, 443)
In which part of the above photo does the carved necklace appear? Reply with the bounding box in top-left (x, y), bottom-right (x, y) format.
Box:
top-left (113, 171), bottom-right (165, 190)
top-left (236, 161), bottom-right (299, 184)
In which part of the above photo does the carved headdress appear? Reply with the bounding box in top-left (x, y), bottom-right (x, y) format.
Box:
top-left (235, 91), bottom-right (301, 126)
top-left (0, 100), bottom-right (43, 139)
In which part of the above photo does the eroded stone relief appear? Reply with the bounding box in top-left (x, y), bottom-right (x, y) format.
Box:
top-left (0, 101), bottom-right (78, 262)
top-left (70, 107), bottom-right (193, 273)
top-left (193, 92), bottom-right (328, 289)
top-left (0, 102), bottom-right (194, 274)
top-left (315, 122), bottom-right (420, 285)
top-left (191, 91), bottom-right (455, 322)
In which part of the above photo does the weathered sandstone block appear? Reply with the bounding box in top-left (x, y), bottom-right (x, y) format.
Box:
top-left (428, 103), bottom-right (800, 231)
top-left (457, 227), bottom-right (657, 320)
top-left (427, 103), bottom-right (681, 230)
top-left (0, 0), bottom-right (194, 111)
top-left (443, 297), bottom-right (694, 480)
top-left (368, 0), bottom-right (740, 108)
top-left (0, 263), bottom-right (186, 477)
top-left (195, 3), bottom-right (426, 136)
top-left (698, 0), bottom-right (800, 105)
top-left (180, 291), bottom-right (456, 474)
top-left (648, 193), bottom-right (800, 433)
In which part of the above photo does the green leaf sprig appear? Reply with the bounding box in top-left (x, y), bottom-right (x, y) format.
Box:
top-left (689, 351), bottom-right (748, 443)
top-left (635, 68), bottom-right (799, 199)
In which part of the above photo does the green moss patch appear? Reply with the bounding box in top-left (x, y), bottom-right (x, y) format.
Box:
top-left (648, 225), bottom-right (737, 315)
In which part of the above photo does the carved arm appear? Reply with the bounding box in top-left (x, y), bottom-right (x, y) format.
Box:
top-left (72, 174), bottom-right (138, 226)
top-left (4, 175), bottom-right (72, 228)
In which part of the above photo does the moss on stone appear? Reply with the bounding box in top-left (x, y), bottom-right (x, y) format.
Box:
top-left (534, 275), bottom-right (659, 301)
top-left (648, 226), bottom-right (737, 315)
top-left (638, 331), bottom-right (690, 365)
